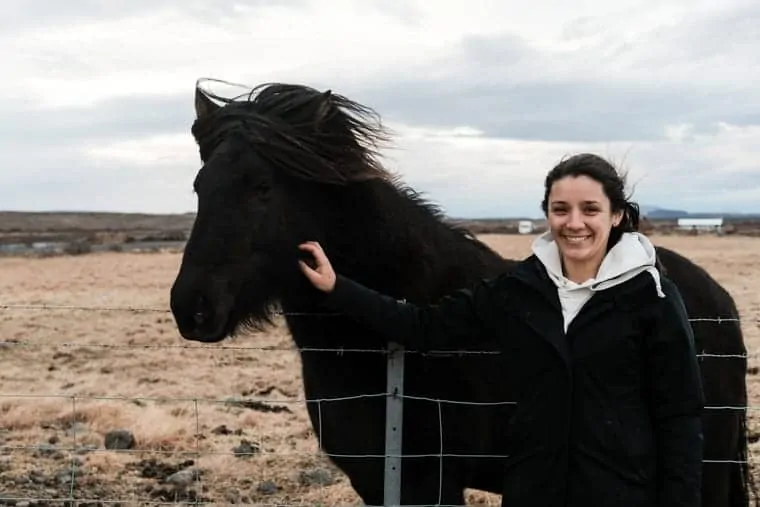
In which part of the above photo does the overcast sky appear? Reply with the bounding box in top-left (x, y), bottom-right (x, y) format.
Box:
top-left (1, 0), bottom-right (758, 218)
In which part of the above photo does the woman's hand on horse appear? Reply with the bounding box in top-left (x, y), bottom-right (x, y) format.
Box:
top-left (298, 241), bottom-right (337, 293)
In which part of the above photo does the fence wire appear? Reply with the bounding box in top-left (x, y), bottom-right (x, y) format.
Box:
top-left (0, 302), bottom-right (755, 357)
top-left (0, 301), bottom-right (757, 506)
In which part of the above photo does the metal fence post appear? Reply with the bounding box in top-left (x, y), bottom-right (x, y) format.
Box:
top-left (384, 341), bottom-right (404, 506)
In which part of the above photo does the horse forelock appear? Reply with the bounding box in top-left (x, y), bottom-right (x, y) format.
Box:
top-left (190, 82), bottom-right (394, 185)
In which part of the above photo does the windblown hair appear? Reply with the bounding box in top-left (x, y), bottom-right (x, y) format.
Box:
top-left (191, 81), bottom-right (394, 185)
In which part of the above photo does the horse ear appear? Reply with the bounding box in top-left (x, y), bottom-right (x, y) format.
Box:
top-left (195, 87), bottom-right (220, 119)
top-left (316, 90), bottom-right (333, 123)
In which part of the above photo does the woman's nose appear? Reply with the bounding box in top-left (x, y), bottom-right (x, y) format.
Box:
top-left (566, 210), bottom-right (585, 229)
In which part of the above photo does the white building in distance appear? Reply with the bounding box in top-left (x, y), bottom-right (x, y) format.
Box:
top-left (676, 217), bottom-right (724, 233)
top-left (518, 220), bottom-right (534, 234)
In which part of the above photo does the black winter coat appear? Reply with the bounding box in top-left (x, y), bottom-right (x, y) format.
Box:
top-left (324, 254), bottom-right (705, 507)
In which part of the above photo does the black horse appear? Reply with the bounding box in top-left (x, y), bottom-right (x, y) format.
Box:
top-left (170, 80), bottom-right (754, 506)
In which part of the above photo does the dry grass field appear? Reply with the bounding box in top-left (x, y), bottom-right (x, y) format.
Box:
top-left (0, 234), bottom-right (758, 505)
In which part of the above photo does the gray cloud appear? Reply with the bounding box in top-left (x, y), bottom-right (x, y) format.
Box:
top-left (2, 1), bottom-right (759, 217)
top-left (0, 94), bottom-right (193, 147)
top-left (653, 2), bottom-right (760, 61)
top-left (0, 140), bottom-right (196, 213)
top-left (1, 0), bottom-right (305, 33)
top-left (366, 0), bottom-right (426, 26)
top-left (351, 13), bottom-right (760, 144)
top-left (0, 93), bottom-right (198, 212)
top-left (358, 79), bottom-right (733, 142)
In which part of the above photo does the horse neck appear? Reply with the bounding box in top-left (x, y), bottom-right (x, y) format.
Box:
top-left (278, 178), bottom-right (507, 352)
top-left (319, 179), bottom-right (505, 303)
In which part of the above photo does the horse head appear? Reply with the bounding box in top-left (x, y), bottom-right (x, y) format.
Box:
top-left (169, 79), bottom-right (392, 342)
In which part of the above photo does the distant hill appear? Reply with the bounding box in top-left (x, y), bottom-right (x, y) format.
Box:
top-left (0, 211), bottom-right (196, 232)
top-left (0, 211), bottom-right (196, 247)
top-left (640, 205), bottom-right (760, 220)
top-left (0, 210), bottom-right (759, 255)
top-left (1, 209), bottom-right (759, 240)
top-left (641, 206), bottom-right (689, 219)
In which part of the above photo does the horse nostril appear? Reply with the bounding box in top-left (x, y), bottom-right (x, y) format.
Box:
top-left (194, 296), bottom-right (211, 326)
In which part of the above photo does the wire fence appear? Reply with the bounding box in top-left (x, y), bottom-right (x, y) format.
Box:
top-left (0, 302), bottom-right (758, 506)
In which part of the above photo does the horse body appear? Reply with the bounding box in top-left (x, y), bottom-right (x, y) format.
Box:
top-left (170, 80), bottom-right (753, 506)
top-left (279, 179), bottom-right (516, 504)
top-left (654, 247), bottom-right (751, 507)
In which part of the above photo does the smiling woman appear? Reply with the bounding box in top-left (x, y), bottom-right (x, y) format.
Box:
top-left (541, 155), bottom-right (633, 282)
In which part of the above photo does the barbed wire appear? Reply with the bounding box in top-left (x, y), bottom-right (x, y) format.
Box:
top-left (0, 338), bottom-right (755, 360)
top-left (0, 303), bottom-right (171, 313)
top-left (0, 303), bottom-right (330, 316)
top-left (0, 441), bottom-right (751, 464)
top-left (0, 499), bottom-right (484, 507)
top-left (0, 339), bottom-right (502, 357)
top-left (2, 392), bottom-right (758, 412)
top-left (0, 502), bottom-right (471, 507)
top-left (0, 302), bottom-right (751, 324)
top-left (0, 302), bottom-right (754, 359)
top-left (0, 391), bottom-right (516, 407)
top-left (0, 391), bottom-right (753, 412)
top-left (0, 442), bottom-right (512, 460)
top-left (0, 338), bottom-right (501, 356)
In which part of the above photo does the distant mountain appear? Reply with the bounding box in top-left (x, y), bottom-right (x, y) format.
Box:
top-left (640, 206), bottom-right (688, 218)
top-left (640, 205), bottom-right (760, 219)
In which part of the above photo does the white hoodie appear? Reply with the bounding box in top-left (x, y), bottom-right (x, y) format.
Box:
top-left (531, 231), bottom-right (665, 331)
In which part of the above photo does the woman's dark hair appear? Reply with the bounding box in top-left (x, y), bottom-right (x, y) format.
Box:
top-left (540, 153), bottom-right (640, 249)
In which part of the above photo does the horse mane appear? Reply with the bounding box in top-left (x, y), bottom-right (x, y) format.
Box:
top-left (190, 79), bottom-right (494, 254)
top-left (191, 81), bottom-right (394, 185)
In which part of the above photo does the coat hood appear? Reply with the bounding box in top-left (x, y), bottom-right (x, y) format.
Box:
top-left (531, 230), bottom-right (665, 298)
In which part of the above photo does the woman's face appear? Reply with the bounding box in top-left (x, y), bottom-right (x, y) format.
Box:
top-left (546, 174), bottom-right (622, 279)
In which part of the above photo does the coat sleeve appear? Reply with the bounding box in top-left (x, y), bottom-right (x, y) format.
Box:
top-left (322, 273), bottom-right (505, 351)
top-left (645, 278), bottom-right (705, 506)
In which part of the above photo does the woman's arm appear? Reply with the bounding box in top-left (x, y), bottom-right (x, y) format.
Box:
top-left (299, 241), bottom-right (504, 351)
top-left (324, 273), bottom-right (503, 350)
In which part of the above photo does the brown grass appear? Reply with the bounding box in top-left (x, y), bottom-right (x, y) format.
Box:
top-left (0, 234), bottom-right (758, 505)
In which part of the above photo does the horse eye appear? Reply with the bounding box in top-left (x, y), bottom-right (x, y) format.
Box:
top-left (252, 181), bottom-right (272, 196)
